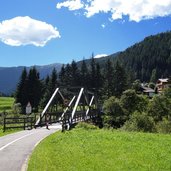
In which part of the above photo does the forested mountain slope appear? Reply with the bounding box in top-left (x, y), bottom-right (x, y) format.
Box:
top-left (115, 32), bottom-right (171, 81)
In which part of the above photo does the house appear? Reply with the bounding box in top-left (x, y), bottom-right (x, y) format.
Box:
top-left (140, 85), bottom-right (155, 98)
top-left (156, 78), bottom-right (171, 93)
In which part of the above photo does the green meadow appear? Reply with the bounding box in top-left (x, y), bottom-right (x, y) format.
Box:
top-left (28, 125), bottom-right (171, 171)
top-left (0, 97), bottom-right (14, 113)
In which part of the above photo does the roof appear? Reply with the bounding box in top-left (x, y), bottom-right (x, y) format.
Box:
top-left (141, 86), bottom-right (155, 93)
top-left (158, 78), bottom-right (169, 83)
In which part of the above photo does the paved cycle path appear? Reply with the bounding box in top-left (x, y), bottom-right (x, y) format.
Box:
top-left (0, 124), bottom-right (61, 171)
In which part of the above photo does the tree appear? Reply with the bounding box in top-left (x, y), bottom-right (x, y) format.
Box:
top-left (132, 79), bottom-right (141, 93)
top-left (103, 59), bottom-right (114, 98)
top-left (27, 67), bottom-right (42, 112)
top-left (89, 55), bottom-right (96, 88)
top-left (113, 61), bottom-right (127, 97)
top-left (40, 75), bottom-right (50, 108)
top-left (150, 69), bottom-right (157, 83)
top-left (120, 89), bottom-right (148, 117)
top-left (122, 111), bottom-right (155, 132)
top-left (103, 96), bottom-right (125, 128)
top-left (148, 95), bottom-right (171, 122)
top-left (59, 64), bottom-right (65, 86)
top-left (70, 60), bottom-right (80, 86)
top-left (49, 68), bottom-right (58, 93)
top-left (80, 59), bottom-right (89, 87)
top-left (15, 68), bottom-right (29, 113)
top-left (64, 64), bottom-right (72, 86)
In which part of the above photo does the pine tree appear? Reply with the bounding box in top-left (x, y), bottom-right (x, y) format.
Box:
top-left (40, 75), bottom-right (50, 108)
top-left (64, 64), bottom-right (72, 86)
top-left (59, 64), bottom-right (65, 86)
top-left (103, 59), bottom-right (114, 98)
top-left (90, 55), bottom-right (96, 88)
top-left (48, 68), bottom-right (58, 111)
top-left (27, 67), bottom-right (42, 112)
top-left (15, 67), bottom-right (29, 113)
top-left (95, 63), bottom-right (103, 94)
top-left (113, 61), bottom-right (127, 97)
top-left (70, 60), bottom-right (80, 86)
top-left (80, 59), bottom-right (89, 87)
top-left (150, 69), bottom-right (157, 83)
top-left (49, 68), bottom-right (58, 93)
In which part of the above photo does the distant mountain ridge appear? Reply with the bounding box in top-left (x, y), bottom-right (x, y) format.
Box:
top-left (0, 63), bottom-right (62, 95)
top-left (1, 31), bottom-right (171, 95)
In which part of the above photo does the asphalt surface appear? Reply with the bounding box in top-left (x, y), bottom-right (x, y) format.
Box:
top-left (0, 124), bottom-right (61, 171)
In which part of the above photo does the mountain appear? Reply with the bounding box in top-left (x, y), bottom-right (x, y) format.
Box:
top-left (114, 31), bottom-right (171, 81)
top-left (1, 31), bottom-right (171, 95)
top-left (0, 63), bottom-right (62, 95)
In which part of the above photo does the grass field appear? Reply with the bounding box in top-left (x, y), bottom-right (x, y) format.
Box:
top-left (0, 97), bottom-right (14, 112)
top-left (0, 97), bottom-right (20, 136)
top-left (28, 125), bottom-right (171, 171)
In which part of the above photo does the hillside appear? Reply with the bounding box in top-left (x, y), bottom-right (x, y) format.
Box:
top-left (115, 31), bottom-right (171, 81)
top-left (0, 63), bottom-right (62, 95)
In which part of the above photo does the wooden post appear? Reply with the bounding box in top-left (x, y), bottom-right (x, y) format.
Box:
top-left (3, 114), bottom-right (6, 132)
top-left (24, 118), bottom-right (26, 130)
top-left (30, 117), bottom-right (33, 129)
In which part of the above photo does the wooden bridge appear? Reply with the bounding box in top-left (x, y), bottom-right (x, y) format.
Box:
top-left (35, 87), bottom-right (100, 131)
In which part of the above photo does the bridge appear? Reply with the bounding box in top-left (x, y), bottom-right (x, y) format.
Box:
top-left (35, 87), bottom-right (100, 131)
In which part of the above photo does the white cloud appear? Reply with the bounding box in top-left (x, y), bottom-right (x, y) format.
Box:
top-left (57, 0), bottom-right (171, 22)
top-left (56, 0), bottom-right (84, 10)
top-left (0, 16), bottom-right (60, 47)
top-left (94, 54), bottom-right (108, 58)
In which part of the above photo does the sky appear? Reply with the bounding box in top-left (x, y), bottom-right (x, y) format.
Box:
top-left (1, 0), bottom-right (171, 67)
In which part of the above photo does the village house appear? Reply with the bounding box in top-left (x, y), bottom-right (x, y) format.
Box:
top-left (140, 84), bottom-right (155, 98)
top-left (156, 78), bottom-right (171, 93)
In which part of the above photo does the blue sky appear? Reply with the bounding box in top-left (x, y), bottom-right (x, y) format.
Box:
top-left (1, 0), bottom-right (171, 67)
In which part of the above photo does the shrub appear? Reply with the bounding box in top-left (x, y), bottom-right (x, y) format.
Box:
top-left (148, 95), bottom-right (171, 122)
top-left (75, 122), bottom-right (98, 130)
top-left (103, 96), bottom-right (125, 128)
top-left (156, 117), bottom-right (171, 134)
top-left (163, 87), bottom-right (171, 99)
top-left (12, 103), bottom-right (22, 114)
top-left (122, 111), bottom-right (156, 133)
top-left (120, 89), bottom-right (149, 115)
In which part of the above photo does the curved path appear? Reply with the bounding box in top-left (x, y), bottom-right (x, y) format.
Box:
top-left (0, 124), bottom-right (61, 171)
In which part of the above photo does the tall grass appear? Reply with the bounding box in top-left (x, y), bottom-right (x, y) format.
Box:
top-left (28, 125), bottom-right (171, 171)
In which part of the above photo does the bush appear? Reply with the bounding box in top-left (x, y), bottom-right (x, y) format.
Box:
top-left (122, 111), bottom-right (156, 133)
top-left (103, 96), bottom-right (125, 128)
top-left (12, 103), bottom-right (22, 114)
top-left (163, 87), bottom-right (171, 99)
top-left (148, 95), bottom-right (171, 122)
top-left (120, 89), bottom-right (149, 115)
top-left (75, 122), bottom-right (98, 130)
top-left (156, 117), bottom-right (171, 134)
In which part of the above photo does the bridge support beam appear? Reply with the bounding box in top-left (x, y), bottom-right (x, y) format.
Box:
top-left (70, 88), bottom-right (84, 124)
top-left (35, 88), bottom-right (59, 126)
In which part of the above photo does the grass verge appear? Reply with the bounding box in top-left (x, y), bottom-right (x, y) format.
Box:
top-left (0, 126), bottom-right (21, 137)
top-left (28, 125), bottom-right (171, 171)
